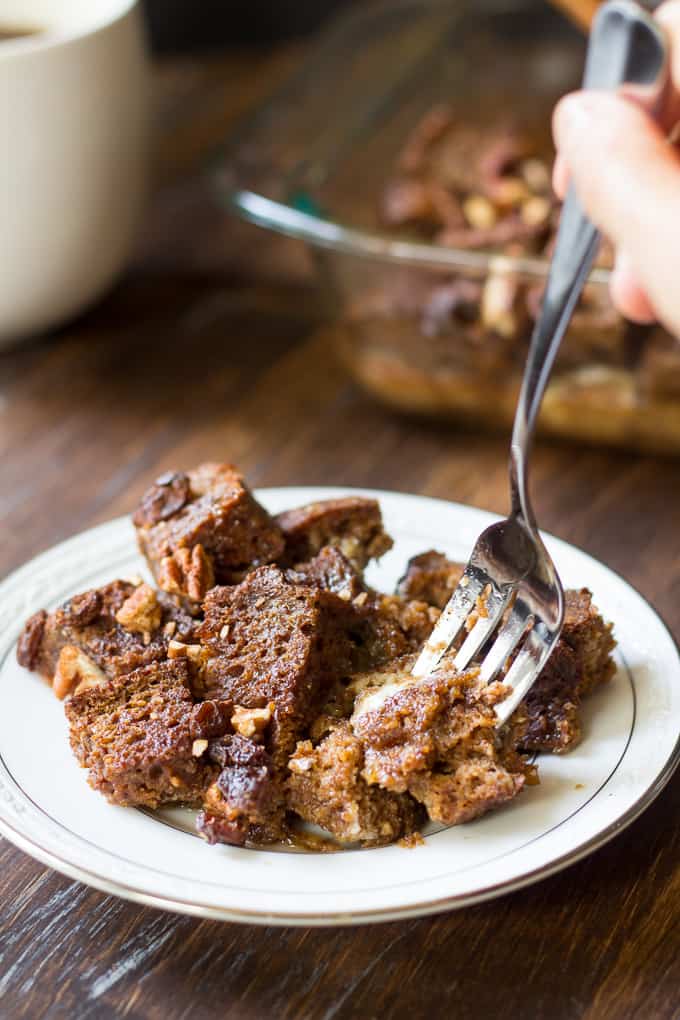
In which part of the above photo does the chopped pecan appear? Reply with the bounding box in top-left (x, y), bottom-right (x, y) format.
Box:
top-left (521, 196), bottom-right (552, 228)
top-left (462, 194), bottom-right (497, 231)
top-left (115, 583), bottom-right (162, 638)
top-left (481, 273), bottom-right (524, 340)
top-left (231, 703), bottom-right (274, 740)
top-left (132, 471), bottom-right (191, 528)
top-left (65, 590), bottom-right (102, 627)
top-left (487, 176), bottom-right (529, 209)
top-left (53, 645), bottom-right (107, 700)
top-left (16, 610), bottom-right (47, 671)
top-left (168, 640), bottom-right (206, 668)
top-left (521, 157), bottom-right (551, 194)
top-left (157, 544), bottom-right (215, 602)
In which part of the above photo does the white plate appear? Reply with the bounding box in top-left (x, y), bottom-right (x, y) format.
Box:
top-left (1, 488), bottom-right (679, 926)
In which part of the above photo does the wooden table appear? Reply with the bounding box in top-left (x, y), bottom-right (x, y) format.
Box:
top-left (1, 50), bottom-right (679, 1020)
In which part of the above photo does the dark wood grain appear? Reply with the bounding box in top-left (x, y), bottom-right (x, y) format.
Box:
top-left (1, 49), bottom-right (679, 1020)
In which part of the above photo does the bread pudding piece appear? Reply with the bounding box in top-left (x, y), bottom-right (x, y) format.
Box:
top-left (397, 550), bottom-right (465, 609)
top-left (560, 587), bottom-right (616, 696)
top-left (351, 661), bottom-right (528, 825)
top-left (16, 580), bottom-right (196, 699)
top-left (197, 733), bottom-right (285, 846)
top-left (395, 551), bottom-right (616, 753)
top-left (508, 641), bottom-right (582, 754)
top-left (285, 546), bottom-right (367, 601)
top-left (509, 588), bottom-right (617, 753)
top-left (199, 565), bottom-right (358, 767)
top-left (65, 659), bottom-right (231, 808)
top-left (286, 717), bottom-right (424, 847)
top-left (275, 496), bottom-right (393, 573)
top-left (133, 463), bottom-right (285, 601)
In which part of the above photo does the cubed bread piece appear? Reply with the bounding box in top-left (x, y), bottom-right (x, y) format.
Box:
top-left (276, 497), bottom-right (393, 573)
top-left (65, 660), bottom-right (231, 808)
top-left (560, 588), bottom-right (616, 696)
top-left (285, 546), bottom-right (366, 601)
top-left (199, 565), bottom-right (357, 765)
top-left (508, 589), bottom-right (616, 754)
top-left (133, 463), bottom-right (285, 600)
top-left (16, 580), bottom-right (196, 696)
top-left (197, 734), bottom-right (285, 846)
top-left (351, 664), bottom-right (528, 825)
top-left (397, 550), bottom-right (465, 609)
top-left (507, 641), bottom-right (582, 754)
top-left (286, 718), bottom-right (424, 846)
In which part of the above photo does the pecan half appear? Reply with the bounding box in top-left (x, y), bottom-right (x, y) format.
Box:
top-left (132, 471), bottom-right (191, 528)
top-left (64, 590), bottom-right (102, 627)
top-left (157, 544), bottom-right (215, 602)
top-left (231, 703), bottom-right (274, 741)
top-left (16, 610), bottom-right (47, 671)
top-left (115, 583), bottom-right (162, 639)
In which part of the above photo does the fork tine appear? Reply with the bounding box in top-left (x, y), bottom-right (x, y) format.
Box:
top-left (411, 568), bottom-right (485, 679)
top-left (478, 597), bottom-right (533, 684)
top-left (453, 585), bottom-right (513, 672)
top-left (493, 622), bottom-right (555, 725)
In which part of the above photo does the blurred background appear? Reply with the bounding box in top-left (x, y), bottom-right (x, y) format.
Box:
top-left (143, 0), bottom-right (364, 50)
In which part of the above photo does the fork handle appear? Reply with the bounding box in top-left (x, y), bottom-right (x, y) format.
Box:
top-left (510, 0), bottom-right (668, 522)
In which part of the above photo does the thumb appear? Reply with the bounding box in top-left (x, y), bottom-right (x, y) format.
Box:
top-left (553, 90), bottom-right (680, 337)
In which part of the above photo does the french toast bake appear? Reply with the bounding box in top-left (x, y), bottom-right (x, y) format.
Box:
top-left (17, 463), bottom-right (616, 848)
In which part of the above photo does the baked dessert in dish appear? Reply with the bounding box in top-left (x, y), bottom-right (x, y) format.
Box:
top-left (17, 462), bottom-right (616, 850)
top-left (337, 110), bottom-right (680, 452)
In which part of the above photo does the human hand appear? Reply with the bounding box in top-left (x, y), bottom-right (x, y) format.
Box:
top-left (552, 0), bottom-right (680, 337)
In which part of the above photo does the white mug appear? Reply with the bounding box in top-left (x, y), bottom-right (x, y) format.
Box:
top-left (0, 0), bottom-right (149, 346)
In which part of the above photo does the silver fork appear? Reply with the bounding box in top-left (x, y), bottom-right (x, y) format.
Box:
top-left (412, 0), bottom-right (669, 727)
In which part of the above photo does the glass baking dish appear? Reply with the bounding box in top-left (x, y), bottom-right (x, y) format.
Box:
top-left (213, 0), bottom-right (680, 454)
